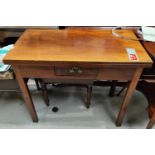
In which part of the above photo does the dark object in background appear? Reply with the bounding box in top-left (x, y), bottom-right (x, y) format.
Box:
top-left (59, 26), bottom-right (66, 29)
top-left (52, 107), bottom-right (59, 113)
top-left (2, 37), bottom-right (18, 46)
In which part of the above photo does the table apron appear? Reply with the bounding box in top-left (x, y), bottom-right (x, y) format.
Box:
top-left (16, 65), bottom-right (137, 81)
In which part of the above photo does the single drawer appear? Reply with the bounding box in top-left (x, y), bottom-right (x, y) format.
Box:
top-left (54, 66), bottom-right (99, 77)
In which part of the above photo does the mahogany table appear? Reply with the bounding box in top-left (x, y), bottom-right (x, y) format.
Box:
top-left (3, 29), bottom-right (152, 126)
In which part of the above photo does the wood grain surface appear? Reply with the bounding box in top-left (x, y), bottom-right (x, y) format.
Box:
top-left (3, 29), bottom-right (152, 65)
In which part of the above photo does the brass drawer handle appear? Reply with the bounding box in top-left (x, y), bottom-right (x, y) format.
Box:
top-left (69, 67), bottom-right (83, 74)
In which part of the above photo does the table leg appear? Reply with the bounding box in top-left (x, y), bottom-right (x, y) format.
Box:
top-left (109, 80), bottom-right (117, 97)
top-left (13, 66), bottom-right (38, 122)
top-left (116, 67), bottom-right (143, 126)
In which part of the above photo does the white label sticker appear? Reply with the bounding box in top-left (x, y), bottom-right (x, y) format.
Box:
top-left (126, 48), bottom-right (139, 61)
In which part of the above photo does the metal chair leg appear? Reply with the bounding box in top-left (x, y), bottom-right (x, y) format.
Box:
top-left (117, 86), bottom-right (126, 96)
top-left (35, 78), bottom-right (41, 90)
top-left (116, 82), bottom-right (129, 96)
top-left (109, 80), bottom-right (117, 97)
top-left (85, 85), bottom-right (92, 109)
top-left (40, 80), bottom-right (50, 106)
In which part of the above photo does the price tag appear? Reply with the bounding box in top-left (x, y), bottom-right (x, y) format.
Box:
top-left (126, 48), bottom-right (139, 61)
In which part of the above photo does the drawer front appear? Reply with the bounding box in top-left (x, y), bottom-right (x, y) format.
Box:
top-left (54, 66), bottom-right (99, 77)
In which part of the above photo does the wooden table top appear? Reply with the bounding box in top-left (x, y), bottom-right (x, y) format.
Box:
top-left (3, 29), bottom-right (152, 65)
